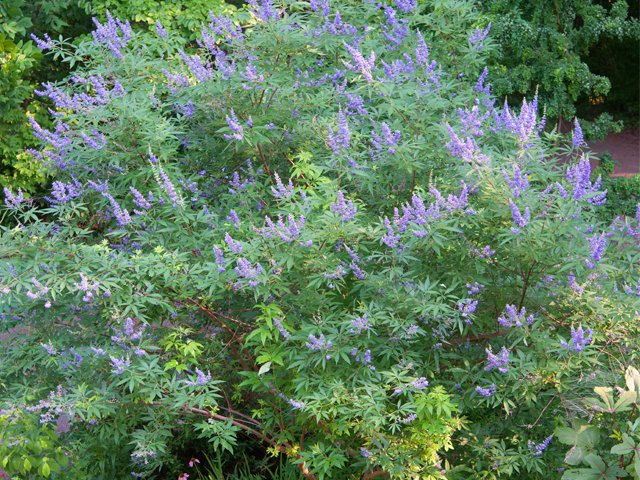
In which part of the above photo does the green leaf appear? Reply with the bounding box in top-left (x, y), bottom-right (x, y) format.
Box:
top-left (594, 387), bottom-right (615, 412)
top-left (625, 366), bottom-right (640, 394)
top-left (556, 427), bottom-right (579, 445)
top-left (258, 361), bottom-right (271, 376)
top-left (565, 445), bottom-right (585, 466)
top-left (610, 434), bottom-right (635, 455)
top-left (613, 391), bottom-right (637, 413)
top-left (561, 468), bottom-right (602, 480)
top-left (584, 453), bottom-right (606, 472)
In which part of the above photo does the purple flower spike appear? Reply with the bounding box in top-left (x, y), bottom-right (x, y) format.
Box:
top-left (305, 333), bottom-right (332, 351)
top-left (91, 12), bottom-right (132, 59)
top-left (572, 118), bottom-right (585, 148)
top-left (213, 246), bottom-right (226, 272)
top-left (331, 191), bottom-right (357, 221)
top-left (109, 356), bottom-right (131, 375)
top-left (528, 435), bottom-right (553, 457)
top-left (502, 164), bottom-right (530, 198)
top-left (566, 157), bottom-right (607, 205)
top-left (223, 109), bottom-right (244, 141)
top-left (585, 232), bottom-right (606, 269)
top-left (343, 43), bottom-right (376, 82)
top-left (179, 51), bottom-right (214, 82)
top-left (157, 166), bottom-right (183, 207)
top-left (273, 318), bottom-right (292, 339)
top-left (31, 33), bottom-right (54, 50)
top-left (327, 108), bottom-right (351, 154)
top-left (395, 0), bottom-right (416, 12)
top-left (469, 23), bottom-right (491, 49)
top-left (130, 187), bottom-right (152, 212)
top-left (484, 347), bottom-right (510, 373)
top-left (382, 217), bottom-right (401, 248)
top-left (248, 0), bottom-right (281, 22)
top-left (371, 123), bottom-right (401, 155)
top-left (498, 305), bottom-right (534, 328)
top-left (155, 20), bottom-right (167, 38)
top-left (224, 232), bottom-right (243, 254)
top-left (310, 0), bottom-right (330, 16)
top-left (4, 187), bottom-right (24, 209)
top-left (185, 368), bottom-right (212, 386)
top-left (560, 325), bottom-right (594, 352)
top-left (351, 314), bottom-right (371, 334)
top-left (102, 192), bottom-right (131, 227)
top-left (476, 384), bottom-right (497, 397)
top-left (271, 172), bottom-right (294, 199)
top-left (509, 200), bottom-right (530, 233)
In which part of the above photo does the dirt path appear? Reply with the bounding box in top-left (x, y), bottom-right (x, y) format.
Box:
top-left (589, 128), bottom-right (640, 177)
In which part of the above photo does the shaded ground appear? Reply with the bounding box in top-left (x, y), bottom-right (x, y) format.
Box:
top-left (589, 128), bottom-right (640, 177)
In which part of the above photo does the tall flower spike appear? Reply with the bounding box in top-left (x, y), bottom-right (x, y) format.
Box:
top-left (415, 31), bottom-right (430, 65)
top-left (235, 258), bottom-right (263, 287)
top-left (371, 122), bottom-right (401, 155)
top-left (572, 118), bottom-right (585, 148)
top-left (213, 246), bottom-right (226, 272)
top-left (381, 6), bottom-right (409, 49)
top-left (498, 305), bottom-right (534, 328)
top-left (469, 23), bottom-right (491, 49)
top-left (271, 172), bottom-right (294, 199)
top-left (509, 200), bottom-right (530, 233)
top-left (560, 325), bottom-right (593, 351)
top-left (476, 384), bottom-right (496, 397)
top-left (395, 0), bottom-right (416, 12)
top-left (4, 187), bottom-right (24, 209)
top-left (528, 435), bottom-right (553, 457)
top-left (585, 232), bottom-right (606, 269)
top-left (497, 95), bottom-right (543, 146)
top-left (155, 20), bottom-right (167, 38)
top-left (474, 67), bottom-right (490, 94)
top-left (382, 217), bottom-right (401, 248)
top-left (157, 165), bottom-right (183, 207)
top-left (484, 347), bottom-right (510, 373)
top-left (224, 233), bottom-right (243, 254)
top-left (47, 179), bottom-right (83, 205)
top-left (223, 109), bottom-right (244, 141)
top-left (91, 12), bottom-right (132, 59)
top-left (247, 0), bottom-right (280, 22)
top-left (343, 43), bottom-right (376, 83)
top-left (310, 0), bottom-right (330, 16)
top-left (31, 33), bottom-right (54, 50)
top-left (330, 191), bottom-right (357, 221)
top-left (566, 156), bottom-right (606, 205)
top-left (502, 164), bottom-right (529, 198)
top-left (102, 192), bottom-right (131, 227)
top-left (327, 108), bottom-right (351, 154)
top-left (446, 124), bottom-right (489, 165)
top-left (179, 51), bottom-right (214, 82)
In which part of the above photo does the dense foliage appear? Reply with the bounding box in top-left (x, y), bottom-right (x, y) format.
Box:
top-left (1, 1), bottom-right (639, 479)
top-left (482, 0), bottom-right (639, 137)
top-left (0, 0), bottom-right (232, 194)
top-left (2, 0), bottom-right (638, 195)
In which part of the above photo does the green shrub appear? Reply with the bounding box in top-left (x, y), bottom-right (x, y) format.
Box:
top-left (1, 1), bottom-right (639, 479)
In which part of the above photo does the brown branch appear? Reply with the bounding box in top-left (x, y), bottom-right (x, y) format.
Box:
top-left (187, 298), bottom-right (253, 328)
top-left (186, 406), bottom-right (318, 480)
top-left (257, 143), bottom-right (271, 176)
top-left (363, 471), bottom-right (390, 480)
top-left (518, 261), bottom-right (536, 310)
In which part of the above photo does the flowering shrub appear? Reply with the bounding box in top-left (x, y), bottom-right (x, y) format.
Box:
top-left (1, 1), bottom-right (639, 479)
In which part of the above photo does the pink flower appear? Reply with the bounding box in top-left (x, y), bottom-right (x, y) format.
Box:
top-left (178, 474), bottom-right (189, 480)
top-left (188, 457), bottom-right (200, 468)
